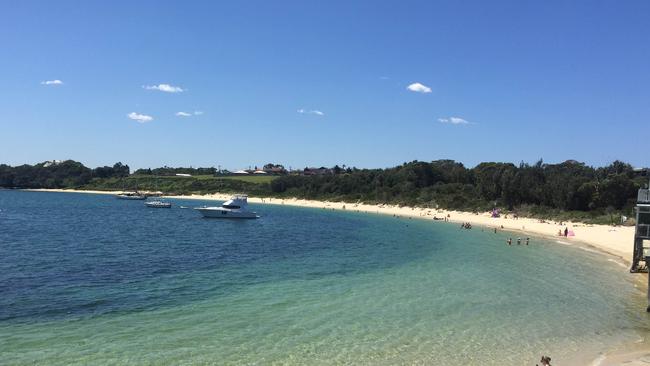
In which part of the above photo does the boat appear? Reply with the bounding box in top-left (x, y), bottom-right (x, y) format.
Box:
top-left (145, 199), bottom-right (172, 208)
top-left (194, 194), bottom-right (259, 219)
top-left (116, 191), bottom-right (147, 200)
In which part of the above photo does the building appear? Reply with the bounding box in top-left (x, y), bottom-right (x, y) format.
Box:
top-left (631, 179), bottom-right (650, 273)
top-left (42, 160), bottom-right (63, 167)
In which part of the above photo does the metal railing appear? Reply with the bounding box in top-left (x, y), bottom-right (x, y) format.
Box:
top-left (638, 224), bottom-right (650, 238)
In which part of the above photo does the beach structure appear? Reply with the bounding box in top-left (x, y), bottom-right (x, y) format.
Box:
top-left (630, 177), bottom-right (650, 311)
top-left (631, 182), bottom-right (650, 273)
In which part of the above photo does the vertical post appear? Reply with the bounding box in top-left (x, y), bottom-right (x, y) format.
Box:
top-left (644, 184), bottom-right (650, 311)
top-left (647, 259), bottom-right (650, 312)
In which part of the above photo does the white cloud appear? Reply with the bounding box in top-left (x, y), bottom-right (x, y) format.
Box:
top-left (438, 116), bottom-right (470, 125)
top-left (41, 79), bottom-right (63, 85)
top-left (297, 109), bottom-right (324, 116)
top-left (143, 83), bottom-right (184, 93)
top-left (406, 82), bottom-right (432, 93)
top-left (176, 111), bottom-right (202, 117)
top-left (128, 112), bottom-right (153, 123)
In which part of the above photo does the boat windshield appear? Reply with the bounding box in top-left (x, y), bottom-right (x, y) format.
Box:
top-left (222, 204), bottom-right (241, 209)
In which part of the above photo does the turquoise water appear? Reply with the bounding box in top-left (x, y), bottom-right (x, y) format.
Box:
top-left (0, 190), bottom-right (648, 365)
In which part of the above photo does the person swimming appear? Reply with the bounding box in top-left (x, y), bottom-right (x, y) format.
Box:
top-left (507, 238), bottom-right (512, 245)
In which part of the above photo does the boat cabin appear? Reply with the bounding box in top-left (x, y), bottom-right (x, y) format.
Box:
top-left (222, 195), bottom-right (248, 209)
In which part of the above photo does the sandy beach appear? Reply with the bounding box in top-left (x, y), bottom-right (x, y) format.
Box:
top-left (24, 188), bottom-right (648, 365)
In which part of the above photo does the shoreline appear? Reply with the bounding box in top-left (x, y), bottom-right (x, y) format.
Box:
top-left (19, 188), bottom-right (649, 365)
top-left (26, 188), bottom-right (635, 265)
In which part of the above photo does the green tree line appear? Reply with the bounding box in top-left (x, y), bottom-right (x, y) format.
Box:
top-left (0, 161), bottom-right (129, 189)
top-left (269, 159), bottom-right (644, 212)
top-left (0, 159), bottom-right (645, 220)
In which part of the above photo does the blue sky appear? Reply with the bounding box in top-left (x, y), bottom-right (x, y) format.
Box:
top-left (1, 1), bottom-right (648, 170)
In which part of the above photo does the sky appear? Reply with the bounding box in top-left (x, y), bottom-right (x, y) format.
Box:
top-left (1, 0), bottom-right (648, 171)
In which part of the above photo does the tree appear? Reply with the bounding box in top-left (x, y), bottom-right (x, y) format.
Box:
top-left (599, 173), bottom-right (637, 209)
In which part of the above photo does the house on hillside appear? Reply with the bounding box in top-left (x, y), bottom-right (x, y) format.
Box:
top-left (42, 160), bottom-right (63, 167)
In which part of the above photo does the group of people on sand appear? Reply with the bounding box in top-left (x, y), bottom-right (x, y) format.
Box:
top-left (460, 222), bottom-right (472, 229)
top-left (506, 237), bottom-right (530, 245)
top-left (557, 227), bottom-right (569, 237)
top-left (537, 355), bottom-right (552, 366)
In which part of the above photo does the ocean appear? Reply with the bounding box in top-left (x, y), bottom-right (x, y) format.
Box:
top-left (0, 190), bottom-right (647, 365)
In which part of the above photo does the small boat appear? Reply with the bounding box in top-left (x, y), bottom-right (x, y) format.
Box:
top-left (116, 191), bottom-right (146, 200)
top-left (194, 194), bottom-right (259, 219)
top-left (145, 200), bottom-right (172, 208)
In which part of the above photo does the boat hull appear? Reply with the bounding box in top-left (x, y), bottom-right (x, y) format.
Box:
top-left (145, 202), bottom-right (172, 208)
top-left (116, 195), bottom-right (147, 200)
top-left (195, 207), bottom-right (258, 219)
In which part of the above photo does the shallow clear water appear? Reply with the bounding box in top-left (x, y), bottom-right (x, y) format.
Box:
top-left (0, 190), bottom-right (648, 365)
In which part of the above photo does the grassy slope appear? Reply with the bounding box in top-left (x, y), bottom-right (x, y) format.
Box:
top-left (213, 175), bottom-right (276, 183)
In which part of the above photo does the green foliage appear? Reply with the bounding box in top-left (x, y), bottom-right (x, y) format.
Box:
top-left (0, 160), bottom-right (129, 188)
top-left (92, 162), bottom-right (130, 178)
top-left (83, 175), bottom-right (271, 196)
top-left (0, 160), bottom-right (93, 188)
top-left (269, 159), bottom-right (644, 214)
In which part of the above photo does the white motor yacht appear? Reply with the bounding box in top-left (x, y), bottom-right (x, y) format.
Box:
top-left (145, 199), bottom-right (172, 208)
top-left (195, 194), bottom-right (259, 219)
top-left (116, 191), bottom-right (147, 200)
